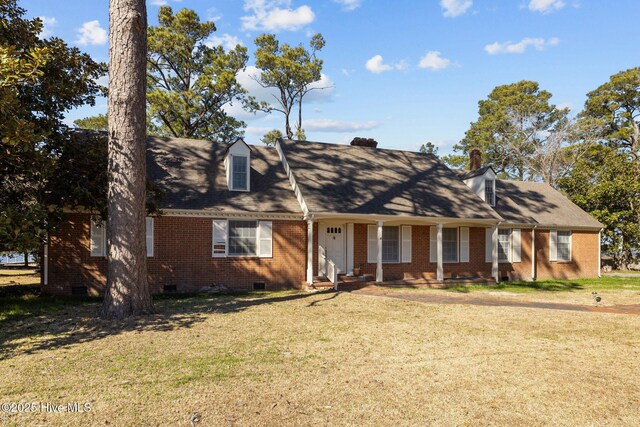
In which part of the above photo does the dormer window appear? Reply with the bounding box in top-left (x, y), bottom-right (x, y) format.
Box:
top-left (225, 138), bottom-right (252, 192)
top-left (232, 156), bottom-right (248, 191)
top-left (485, 179), bottom-right (495, 206)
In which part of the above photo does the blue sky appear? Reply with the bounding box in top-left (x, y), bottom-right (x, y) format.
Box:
top-left (24, 0), bottom-right (640, 154)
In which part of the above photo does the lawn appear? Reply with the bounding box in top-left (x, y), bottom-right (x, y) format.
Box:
top-left (432, 275), bottom-right (640, 306)
top-left (0, 268), bottom-right (40, 286)
top-left (1, 289), bottom-right (639, 426)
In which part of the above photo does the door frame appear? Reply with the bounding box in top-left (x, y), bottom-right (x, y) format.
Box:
top-left (318, 221), bottom-right (347, 276)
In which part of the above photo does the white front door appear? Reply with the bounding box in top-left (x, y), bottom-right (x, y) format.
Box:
top-left (324, 224), bottom-right (346, 274)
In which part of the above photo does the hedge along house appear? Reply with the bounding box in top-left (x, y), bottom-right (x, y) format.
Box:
top-left (42, 136), bottom-right (603, 295)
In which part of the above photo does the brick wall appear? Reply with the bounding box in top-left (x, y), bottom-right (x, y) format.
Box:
top-left (534, 229), bottom-right (599, 279)
top-left (353, 224), bottom-right (494, 280)
top-left (351, 224), bottom-right (596, 281)
top-left (43, 213), bottom-right (306, 295)
top-left (43, 216), bottom-right (600, 295)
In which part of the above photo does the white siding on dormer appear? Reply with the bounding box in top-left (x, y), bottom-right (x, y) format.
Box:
top-left (462, 168), bottom-right (496, 203)
top-left (225, 139), bottom-right (251, 191)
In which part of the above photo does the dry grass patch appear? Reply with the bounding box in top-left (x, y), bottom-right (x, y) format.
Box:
top-left (401, 276), bottom-right (640, 306)
top-left (1, 291), bottom-right (639, 426)
top-left (0, 268), bottom-right (40, 286)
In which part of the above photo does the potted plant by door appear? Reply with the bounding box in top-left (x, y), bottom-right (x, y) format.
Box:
top-left (352, 265), bottom-right (362, 277)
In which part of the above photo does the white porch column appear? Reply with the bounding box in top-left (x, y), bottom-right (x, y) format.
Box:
top-left (306, 219), bottom-right (314, 284)
top-left (376, 220), bottom-right (383, 282)
top-left (531, 227), bottom-right (537, 281)
top-left (436, 223), bottom-right (443, 281)
top-left (492, 224), bottom-right (499, 283)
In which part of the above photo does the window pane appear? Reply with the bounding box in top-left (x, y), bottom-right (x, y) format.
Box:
top-left (442, 228), bottom-right (458, 263)
top-left (232, 156), bottom-right (248, 190)
top-left (557, 231), bottom-right (571, 261)
top-left (228, 220), bottom-right (257, 255)
top-left (485, 180), bottom-right (494, 205)
top-left (382, 226), bottom-right (399, 263)
top-left (498, 229), bottom-right (510, 262)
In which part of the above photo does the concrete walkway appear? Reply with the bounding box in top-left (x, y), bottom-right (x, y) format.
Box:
top-left (348, 286), bottom-right (640, 315)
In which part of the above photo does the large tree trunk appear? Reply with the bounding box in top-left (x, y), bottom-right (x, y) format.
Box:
top-left (101, 0), bottom-right (154, 319)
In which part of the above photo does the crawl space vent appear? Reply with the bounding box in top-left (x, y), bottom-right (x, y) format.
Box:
top-left (163, 284), bottom-right (177, 293)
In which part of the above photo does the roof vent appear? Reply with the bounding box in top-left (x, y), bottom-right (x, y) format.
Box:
top-left (350, 137), bottom-right (378, 148)
top-left (469, 148), bottom-right (482, 171)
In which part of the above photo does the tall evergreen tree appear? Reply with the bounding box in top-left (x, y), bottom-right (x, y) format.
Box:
top-left (101, 0), bottom-right (154, 319)
top-left (450, 81), bottom-right (569, 181)
top-left (146, 7), bottom-right (257, 142)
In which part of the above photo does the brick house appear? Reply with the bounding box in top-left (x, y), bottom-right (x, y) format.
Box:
top-left (42, 136), bottom-right (603, 295)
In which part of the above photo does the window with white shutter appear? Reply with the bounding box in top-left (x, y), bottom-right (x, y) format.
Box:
top-left (367, 225), bottom-right (378, 263)
top-left (498, 229), bottom-right (510, 262)
top-left (258, 221), bottom-right (273, 258)
top-left (557, 231), bottom-right (571, 261)
top-left (430, 226), bottom-right (437, 263)
top-left (90, 218), bottom-right (106, 257)
top-left (146, 217), bottom-right (154, 257)
top-left (212, 220), bottom-right (228, 257)
top-left (460, 227), bottom-right (469, 263)
top-left (401, 226), bottom-right (412, 263)
top-left (511, 229), bottom-right (521, 263)
top-left (549, 230), bottom-right (558, 261)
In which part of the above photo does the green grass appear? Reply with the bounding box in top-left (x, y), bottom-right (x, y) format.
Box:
top-left (442, 275), bottom-right (640, 293)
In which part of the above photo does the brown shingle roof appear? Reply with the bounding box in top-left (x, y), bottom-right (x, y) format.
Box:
top-left (146, 136), bottom-right (302, 214)
top-left (279, 139), bottom-right (501, 220)
top-left (494, 180), bottom-right (602, 228)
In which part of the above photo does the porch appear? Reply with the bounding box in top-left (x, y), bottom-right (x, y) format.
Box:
top-left (305, 215), bottom-right (502, 288)
top-left (309, 274), bottom-right (496, 291)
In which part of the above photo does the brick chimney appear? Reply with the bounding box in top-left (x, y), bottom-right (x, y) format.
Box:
top-left (469, 148), bottom-right (482, 171)
top-left (350, 137), bottom-right (378, 148)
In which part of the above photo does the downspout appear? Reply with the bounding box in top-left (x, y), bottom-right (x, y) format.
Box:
top-left (597, 229), bottom-right (602, 278)
top-left (531, 226), bottom-right (537, 281)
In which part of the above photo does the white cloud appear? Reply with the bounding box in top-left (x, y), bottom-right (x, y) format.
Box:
top-left (365, 55), bottom-right (407, 74)
top-left (245, 126), bottom-right (276, 136)
top-left (75, 20), bottom-right (107, 46)
top-left (241, 0), bottom-right (315, 32)
top-left (304, 119), bottom-right (380, 132)
top-left (418, 51), bottom-right (452, 70)
top-left (205, 34), bottom-right (243, 51)
top-left (149, 0), bottom-right (184, 5)
top-left (37, 16), bottom-right (57, 38)
top-left (97, 75), bottom-right (109, 88)
top-left (304, 73), bottom-right (336, 102)
top-left (207, 7), bottom-right (222, 22)
top-left (333, 0), bottom-right (362, 11)
top-left (528, 0), bottom-right (565, 13)
top-left (440, 0), bottom-right (472, 17)
top-left (484, 37), bottom-right (559, 54)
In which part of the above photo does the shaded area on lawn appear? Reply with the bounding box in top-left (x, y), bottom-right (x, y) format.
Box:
top-left (0, 291), bottom-right (319, 360)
